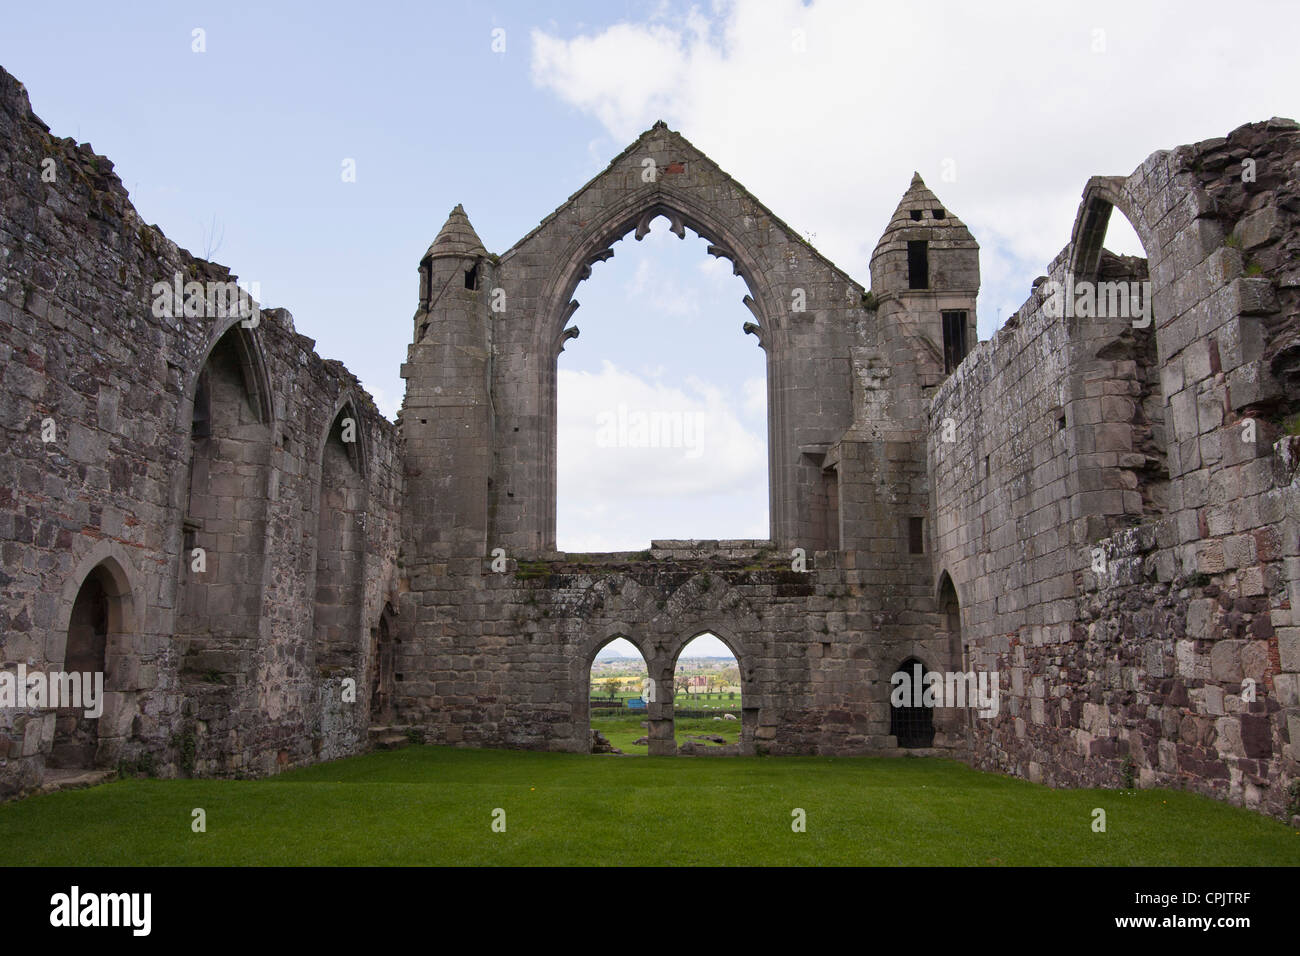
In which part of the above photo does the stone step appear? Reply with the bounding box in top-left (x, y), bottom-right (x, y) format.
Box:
top-left (38, 768), bottom-right (118, 795)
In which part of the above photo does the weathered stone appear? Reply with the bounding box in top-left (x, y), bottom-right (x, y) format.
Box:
top-left (1, 62), bottom-right (1298, 822)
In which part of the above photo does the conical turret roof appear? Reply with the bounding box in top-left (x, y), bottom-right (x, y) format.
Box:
top-left (871, 173), bottom-right (975, 264)
top-left (424, 204), bottom-right (488, 260)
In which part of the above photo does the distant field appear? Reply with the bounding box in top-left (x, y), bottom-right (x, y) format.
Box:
top-left (589, 692), bottom-right (740, 708)
top-left (1, 747), bottom-right (1295, 866)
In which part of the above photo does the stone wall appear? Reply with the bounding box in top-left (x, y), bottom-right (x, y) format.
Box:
top-left (394, 543), bottom-right (954, 757)
top-left (0, 66), bottom-right (402, 797)
top-left (929, 119), bottom-right (1300, 817)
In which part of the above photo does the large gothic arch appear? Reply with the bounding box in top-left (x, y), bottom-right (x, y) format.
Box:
top-left (484, 122), bottom-right (867, 553)
top-left (530, 191), bottom-right (788, 549)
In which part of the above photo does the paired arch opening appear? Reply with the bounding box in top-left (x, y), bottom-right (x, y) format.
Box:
top-left (671, 632), bottom-right (742, 751)
top-left (585, 637), bottom-right (650, 754)
top-left (582, 629), bottom-right (749, 755)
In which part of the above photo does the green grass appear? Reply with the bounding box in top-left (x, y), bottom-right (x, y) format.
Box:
top-left (591, 715), bottom-right (742, 753)
top-left (592, 715), bottom-right (650, 754)
top-left (674, 717), bottom-right (740, 747)
top-left (1, 747), bottom-right (1295, 866)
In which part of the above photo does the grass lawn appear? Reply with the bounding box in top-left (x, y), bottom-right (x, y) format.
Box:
top-left (673, 716), bottom-right (741, 748)
top-left (592, 715), bottom-right (650, 754)
top-left (592, 715), bottom-right (742, 753)
top-left (0, 747), bottom-right (1296, 866)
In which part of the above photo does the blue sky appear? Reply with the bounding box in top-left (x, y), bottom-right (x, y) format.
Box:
top-left (4, 0), bottom-right (1297, 550)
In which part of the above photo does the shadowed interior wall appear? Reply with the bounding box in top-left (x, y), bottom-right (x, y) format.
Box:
top-left (313, 409), bottom-right (367, 676)
top-left (49, 565), bottom-right (111, 769)
top-left (178, 327), bottom-right (271, 673)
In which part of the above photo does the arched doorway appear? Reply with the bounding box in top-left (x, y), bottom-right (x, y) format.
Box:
top-left (937, 573), bottom-right (969, 741)
top-left (890, 657), bottom-right (936, 749)
top-left (671, 632), bottom-right (743, 752)
top-left (369, 605), bottom-right (396, 723)
top-left (585, 637), bottom-right (650, 754)
top-left (49, 564), bottom-right (122, 769)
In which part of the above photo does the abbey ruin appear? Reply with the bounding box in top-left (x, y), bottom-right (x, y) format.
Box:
top-left (2, 64), bottom-right (1298, 819)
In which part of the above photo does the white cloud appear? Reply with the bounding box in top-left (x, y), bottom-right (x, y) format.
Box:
top-left (559, 360), bottom-right (762, 495)
top-left (531, 0), bottom-right (1300, 339)
top-left (741, 376), bottom-right (765, 417)
top-left (557, 360), bottom-right (767, 549)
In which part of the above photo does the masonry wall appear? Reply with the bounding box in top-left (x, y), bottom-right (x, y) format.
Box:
top-left (0, 67), bottom-right (401, 797)
top-left (393, 543), bottom-right (953, 757)
top-left (929, 119), bottom-right (1300, 818)
top-left (394, 123), bottom-right (958, 761)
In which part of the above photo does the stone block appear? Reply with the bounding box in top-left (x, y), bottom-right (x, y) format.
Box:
top-left (1274, 674), bottom-right (1300, 708)
top-left (1214, 717), bottom-right (1243, 757)
top-left (1186, 598), bottom-right (1218, 639)
top-left (1236, 206), bottom-right (1279, 249)
top-left (1209, 640), bottom-right (1244, 682)
top-left (1279, 627), bottom-right (1300, 673)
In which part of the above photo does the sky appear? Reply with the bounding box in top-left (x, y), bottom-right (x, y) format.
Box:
top-left (4, 0), bottom-right (1297, 550)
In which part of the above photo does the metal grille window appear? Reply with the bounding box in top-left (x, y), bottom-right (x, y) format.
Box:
top-left (891, 658), bottom-right (936, 748)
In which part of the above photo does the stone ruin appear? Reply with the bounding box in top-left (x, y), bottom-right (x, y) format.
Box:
top-left (1, 64), bottom-right (1298, 819)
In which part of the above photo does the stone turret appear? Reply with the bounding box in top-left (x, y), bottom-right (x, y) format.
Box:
top-left (412, 203), bottom-right (488, 342)
top-left (870, 174), bottom-right (979, 293)
top-left (870, 175), bottom-right (979, 379)
top-left (400, 205), bottom-right (493, 560)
